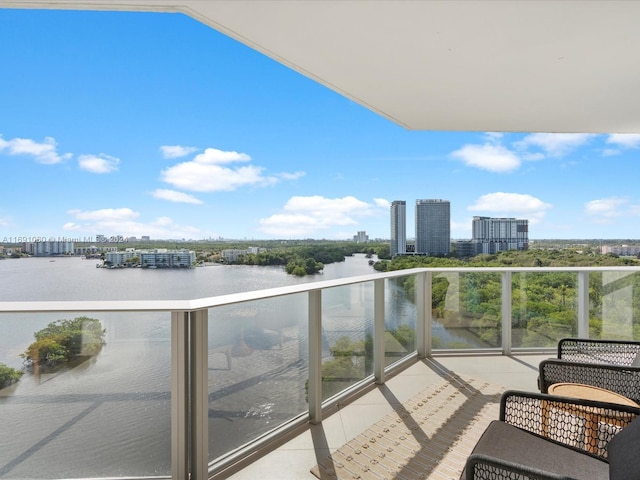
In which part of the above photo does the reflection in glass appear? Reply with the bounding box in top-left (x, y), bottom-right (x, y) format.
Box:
top-left (208, 295), bottom-right (308, 461)
top-left (0, 311), bottom-right (172, 479)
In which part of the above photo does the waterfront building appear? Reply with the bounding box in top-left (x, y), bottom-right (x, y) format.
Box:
top-left (390, 201), bottom-right (406, 257)
top-left (415, 199), bottom-right (450, 256)
top-left (105, 250), bottom-right (137, 267)
top-left (221, 248), bottom-right (249, 263)
top-left (22, 241), bottom-right (74, 256)
top-left (75, 245), bottom-right (118, 256)
top-left (140, 249), bottom-right (195, 268)
top-left (104, 249), bottom-right (196, 268)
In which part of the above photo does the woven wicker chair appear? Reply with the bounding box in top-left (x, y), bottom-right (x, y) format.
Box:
top-left (461, 390), bottom-right (640, 480)
top-left (538, 338), bottom-right (640, 403)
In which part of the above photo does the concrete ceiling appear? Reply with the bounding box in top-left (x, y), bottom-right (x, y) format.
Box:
top-left (2, 0), bottom-right (640, 133)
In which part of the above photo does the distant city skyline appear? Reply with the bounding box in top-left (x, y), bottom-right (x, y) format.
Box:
top-left (2, 9), bottom-right (640, 241)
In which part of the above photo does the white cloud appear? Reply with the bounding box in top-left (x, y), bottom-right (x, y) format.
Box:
top-left (514, 133), bottom-right (594, 157)
top-left (151, 189), bottom-right (203, 204)
top-left (450, 143), bottom-right (521, 173)
top-left (78, 153), bottom-right (120, 173)
top-left (584, 197), bottom-right (628, 218)
top-left (160, 145), bottom-right (199, 159)
top-left (162, 162), bottom-right (275, 192)
top-left (192, 148), bottom-right (251, 165)
top-left (161, 147), bottom-right (299, 192)
top-left (468, 192), bottom-right (552, 224)
top-left (68, 208), bottom-right (140, 222)
top-left (0, 135), bottom-right (71, 164)
top-left (259, 195), bottom-right (386, 237)
top-left (606, 134), bottom-right (640, 149)
top-left (276, 171), bottom-right (306, 180)
top-left (62, 222), bottom-right (81, 231)
top-left (65, 208), bottom-right (202, 238)
top-left (374, 198), bottom-right (390, 208)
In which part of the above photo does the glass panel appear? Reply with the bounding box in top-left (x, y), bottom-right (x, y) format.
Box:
top-left (433, 271), bottom-right (501, 349)
top-left (321, 283), bottom-right (373, 401)
top-left (589, 271), bottom-right (640, 340)
top-left (512, 272), bottom-right (578, 347)
top-left (385, 275), bottom-right (416, 366)
top-left (0, 311), bottom-right (171, 479)
top-left (208, 294), bottom-right (308, 461)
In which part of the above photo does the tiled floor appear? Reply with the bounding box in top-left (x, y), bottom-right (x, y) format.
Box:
top-left (225, 353), bottom-right (550, 480)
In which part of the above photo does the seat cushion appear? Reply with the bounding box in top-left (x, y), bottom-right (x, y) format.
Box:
top-left (461, 420), bottom-right (609, 479)
top-left (608, 416), bottom-right (640, 480)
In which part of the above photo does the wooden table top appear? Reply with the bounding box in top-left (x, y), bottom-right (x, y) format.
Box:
top-left (548, 382), bottom-right (640, 407)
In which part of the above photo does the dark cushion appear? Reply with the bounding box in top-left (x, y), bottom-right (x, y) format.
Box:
top-left (608, 416), bottom-right (640, 480)
top-left (461, 420), bottom-right (608, 480)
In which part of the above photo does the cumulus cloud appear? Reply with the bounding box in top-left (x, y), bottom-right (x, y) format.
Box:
top-left (151, 189), bottom-right (203, 204)
top-left (64, 207), bottom-right (202, 238)
top-left (192, 148), bottom-right (251, 164)
top-left (606, 134), bottom-right (640, 149)
top-left (259, 195), bottom-right (386, 237)
top-left (514, 133), bottom-right (594, 157)
top-left (584, 197), bottom-right (630, 221)
top-left (468, 192), bottom-right (552, 224)
top-left (161, 147), bottom-right (301, 193)
top-left (450, 143), bottom-right (521, 173)
top-left (78, 154), bottom-right (120, 173)
top-left (451, 132), bottom-right (600, 173)
top-left (0, 135), bottom-right (72, 164)
top-left (374, 198), bottom-right (390, 208)
top-left (160, 145), bottom-right (199, 159)
top-left (603, 134), bottom-right (640, 155)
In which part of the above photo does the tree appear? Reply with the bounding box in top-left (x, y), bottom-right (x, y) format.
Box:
top-left (21, 317), bottom-right (106, 369)
top-left (0, 363), bottom-right (23, 388)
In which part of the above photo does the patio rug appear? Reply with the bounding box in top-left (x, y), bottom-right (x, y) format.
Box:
top-left (311, 374), bottom-right (504, 480)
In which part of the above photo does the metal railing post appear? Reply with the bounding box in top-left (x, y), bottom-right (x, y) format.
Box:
top-left (171, 311), bottom-right (189, 480)
top-left (416, 272), bottom-right (432, 358)
top-left (308, 289), bottom-right (322, 424)
top-left (578, 271), bottom-right (590, 338)
top-left (191, 309), bottom-right (209, 480)
top-left (373, 278), bottom-right (385, 384)
top-left (501, 271), bottom-right (512, 355)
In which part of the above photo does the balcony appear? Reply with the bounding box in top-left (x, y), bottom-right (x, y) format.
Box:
top-left (1, 266), bottom-right (639, 479)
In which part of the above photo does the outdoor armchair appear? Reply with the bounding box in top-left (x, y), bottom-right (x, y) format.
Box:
top-left (538, 338), bottom-right (640, 403)
top-left (461, 390), bottom-right (640, 480)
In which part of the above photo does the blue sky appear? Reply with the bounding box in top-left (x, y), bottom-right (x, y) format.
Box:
top-left (1, 8), bottom-right (640, 242)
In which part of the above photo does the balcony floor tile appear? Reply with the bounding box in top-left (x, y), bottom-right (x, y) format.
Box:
top-left (223, 353), bottom-right (551, 480)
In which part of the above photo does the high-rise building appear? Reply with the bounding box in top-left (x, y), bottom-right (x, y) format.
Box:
top-left (390, 201), bottom-right (406, 257)
top-left (472, 216), bottom-right (528, 253)
top-left (415, 199), bottom-right (450, 256)
top-left (353, 231), bottom-right (369, 243)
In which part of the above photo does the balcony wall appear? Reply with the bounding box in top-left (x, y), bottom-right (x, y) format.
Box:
top-left (1, 266), bottom-right (639, 480)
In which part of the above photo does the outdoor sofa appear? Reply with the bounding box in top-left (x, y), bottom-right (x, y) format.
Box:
top-left (461, 390), bottom-right (640, 479)
top-left (539, 338), bottom-right (640, 403)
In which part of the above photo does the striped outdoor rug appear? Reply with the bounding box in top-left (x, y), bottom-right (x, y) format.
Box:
top-left (311, 374), bottom-right (504, 480)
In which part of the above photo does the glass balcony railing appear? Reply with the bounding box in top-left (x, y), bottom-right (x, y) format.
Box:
top-left (1, 266), bottom-right (639, 480)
